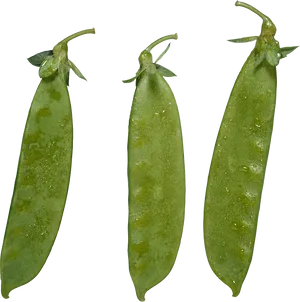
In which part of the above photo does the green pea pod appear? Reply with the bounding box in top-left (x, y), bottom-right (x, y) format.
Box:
top-left (204, 1), bottom-right (297, 297)
top-left (0, 28), bottom-right (95, 298)
top-left (124, 34), bottom-right (185, 301)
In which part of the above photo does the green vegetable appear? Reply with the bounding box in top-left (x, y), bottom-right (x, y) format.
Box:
top-left (204, 1), bottom-right (297, 297)
top-left (0, 28), bottom-right (95, 298)
top-left (124, 34), bottom-right (185, 301)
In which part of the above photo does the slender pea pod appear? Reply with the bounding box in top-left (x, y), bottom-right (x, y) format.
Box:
top-left (124, 34), bottom-right (185, 301)
top-left (0, 28), bottom-right (95, 298)
top-left (204, 2), bottom-right (297, 297)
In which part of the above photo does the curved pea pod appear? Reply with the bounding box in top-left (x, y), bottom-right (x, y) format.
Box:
top-left (124, 34), bottom-right (185, 301)
top-left (204, 1), bottom-right (297, 297)
top-left (0, 28), bottom-right (95, 298)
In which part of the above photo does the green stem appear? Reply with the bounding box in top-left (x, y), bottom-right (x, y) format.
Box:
top-left (144, 32), bottom-right (179, 52)
top-left (52, 25), bottom-right (97, 53)
top-left (122, 32), bottom-right (179, 86)
top-left (232, 0), bottom-right (273, 24)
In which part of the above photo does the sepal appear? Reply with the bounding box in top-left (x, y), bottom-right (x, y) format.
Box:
top-left (155, 64), bottom-right (176, 77)
top-left (69, 57), bottom-right (89, 83)
top-left (39, 56), bottom-right (59, 78)
top-left (28, 50), bottom-right (53, 67)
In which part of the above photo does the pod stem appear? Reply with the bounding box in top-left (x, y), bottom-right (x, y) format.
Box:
top-left (144, 32), bottom-right (179, 52)
top-left (121, 32), bottom-right (179, 86)
top-left (52, 25), bottom-right (97, 53)
top-left (232, 0), bottom-right (274, 25)
top-left (28, 28), bottom-right (95, 81)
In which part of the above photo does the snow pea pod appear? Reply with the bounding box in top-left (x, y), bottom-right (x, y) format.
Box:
top-left (0, 28), bottom-right (95, 298)
top-left (124, 34), bottom-right (185, 301)
top-left (204, 2), bottom-right (297, 297)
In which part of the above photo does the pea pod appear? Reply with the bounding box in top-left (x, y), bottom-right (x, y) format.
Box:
top-left (0, 28), bottom-right (95, 298)
top-left (124, 34), bottom-right (185, 301)
top-left (203, 2), bottom-right (297, 296)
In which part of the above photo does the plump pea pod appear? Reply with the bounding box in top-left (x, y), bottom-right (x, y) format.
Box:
top-left (0, 28), bottom-right (95, 298)
top-left (124, 34), bottom-right (185, 301)
top-left (204, 2), bottom-right (297, 297)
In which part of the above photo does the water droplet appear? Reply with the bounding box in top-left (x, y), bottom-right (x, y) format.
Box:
top-left (241, 166), bottom-right (248, 172)
top-left (254, 117), bottom-right (262, 128)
